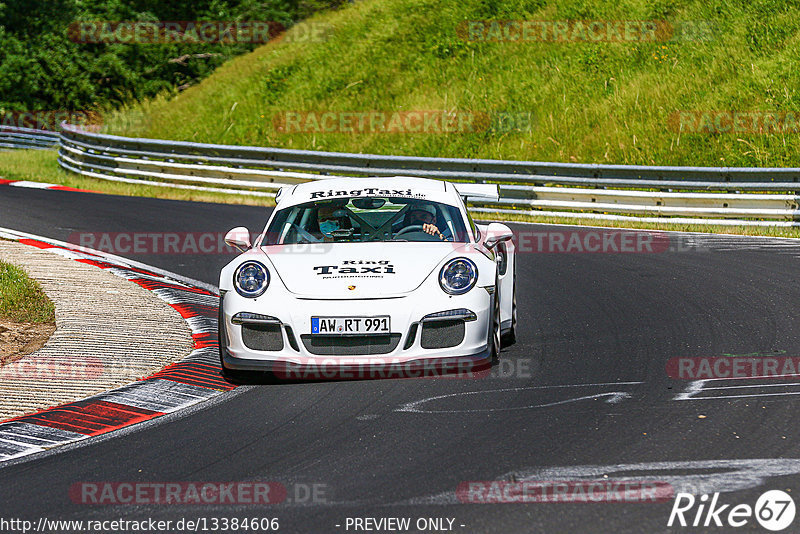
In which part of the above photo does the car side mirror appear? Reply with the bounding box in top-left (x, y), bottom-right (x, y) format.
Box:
top-left (225, 227), bottom-right (252, 252)
top-left (483, 222), bottom-right (514, 249)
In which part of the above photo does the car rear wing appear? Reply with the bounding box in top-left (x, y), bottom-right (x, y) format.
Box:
top-left (452, 183), bottom-right (499, 201)
top-left (275, 185), bottom-right (292, 204)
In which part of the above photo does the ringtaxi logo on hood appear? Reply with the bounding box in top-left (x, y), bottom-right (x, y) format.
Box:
top-left (313, 260), bottom-right (396, 276)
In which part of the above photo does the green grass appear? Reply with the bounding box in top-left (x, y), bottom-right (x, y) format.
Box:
top-left (0, 260), bottom-right (55, 323)
top-left (101, 0), bottom-right (800, 168)
top-left (0, 149), bottom-right (274, 206)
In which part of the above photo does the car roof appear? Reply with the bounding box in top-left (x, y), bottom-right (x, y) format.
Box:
top-left (276, 176), bottom-right (460, 208)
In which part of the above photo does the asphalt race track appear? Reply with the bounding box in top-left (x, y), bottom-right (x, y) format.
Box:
top-left (3, 187), bottom-right (800, 533)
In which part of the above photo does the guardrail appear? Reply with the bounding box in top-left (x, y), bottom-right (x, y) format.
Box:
top-left (52, 123), bottom-right (800, 225)
top-left (0, 126), bottom-right (59, 151)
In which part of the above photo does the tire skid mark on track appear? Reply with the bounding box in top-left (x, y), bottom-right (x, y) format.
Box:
top-left (675, 377), bottom-right (800, 401)
top-left (396, 381), bottom-right (643, 413)
top-left (0, 231), bottom-right (234, 463)
top-left (403, 459), bottom-right (800, 506)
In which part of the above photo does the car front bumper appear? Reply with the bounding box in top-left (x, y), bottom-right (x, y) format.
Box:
top-left (221, 285), bottom-right (494, 374)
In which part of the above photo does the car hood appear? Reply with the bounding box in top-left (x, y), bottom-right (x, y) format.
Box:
top-left (260, 242), bottom-right (463, 299)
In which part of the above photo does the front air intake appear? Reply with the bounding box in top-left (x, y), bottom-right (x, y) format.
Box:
top-left (300, 334), bottom-right (401, 356)
top-left (420, 319), bottom-right (465, 349)
top-left (242, 324), bottom-right (284, 351)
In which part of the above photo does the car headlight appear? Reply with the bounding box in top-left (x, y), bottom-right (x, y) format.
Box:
top-left (439, 258), bottom-right (478, 295)
top-left (234, 261), bottom-right (269, 297)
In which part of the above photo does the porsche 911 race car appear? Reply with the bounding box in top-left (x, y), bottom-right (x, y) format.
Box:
top-left (218, 176), bottom-right (516, 379)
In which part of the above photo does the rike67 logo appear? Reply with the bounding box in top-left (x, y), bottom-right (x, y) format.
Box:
top-left (668, 490), bottom-right (796, 531)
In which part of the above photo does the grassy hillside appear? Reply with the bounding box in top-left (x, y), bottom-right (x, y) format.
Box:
top-left (104, 0), bottom-right (800, 167)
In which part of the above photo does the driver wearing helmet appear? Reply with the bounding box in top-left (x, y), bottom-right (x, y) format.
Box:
top-left (315, 204), bottom-right (352, 241)
top-left (402, 202), bottom-right (447, 240)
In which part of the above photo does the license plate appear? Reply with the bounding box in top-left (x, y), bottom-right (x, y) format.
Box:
top-left (311, 316), bottom-right (391, 335)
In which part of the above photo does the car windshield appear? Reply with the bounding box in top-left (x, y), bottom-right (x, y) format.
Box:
top-left (262, 197), bottom-right (470, 245)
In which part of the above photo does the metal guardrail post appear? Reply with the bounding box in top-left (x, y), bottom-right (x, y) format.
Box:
top-left (51, 123), bottom-right (800, 225)
top-left (0, 126), bottom-right (59, 150)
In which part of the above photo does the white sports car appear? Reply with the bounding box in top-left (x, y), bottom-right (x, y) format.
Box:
top-left (218, 176), bottom-right (516, 379)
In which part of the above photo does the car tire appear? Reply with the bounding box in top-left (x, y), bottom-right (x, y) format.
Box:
top-left (489, 279), bottom-right (501, 362)
top-left (501, 261), bottom-right (517, 347)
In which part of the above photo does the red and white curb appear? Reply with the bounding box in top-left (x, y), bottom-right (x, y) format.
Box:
top-left (0, 178), bottom-right (94, 193)
top-left (0, 229), bottom-right (234, 463)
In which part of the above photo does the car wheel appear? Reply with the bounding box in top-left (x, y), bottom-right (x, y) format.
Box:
top-left (489, 280), bottom-right (501, 362)
top-left (501, 262), bottom-right (517, 347)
